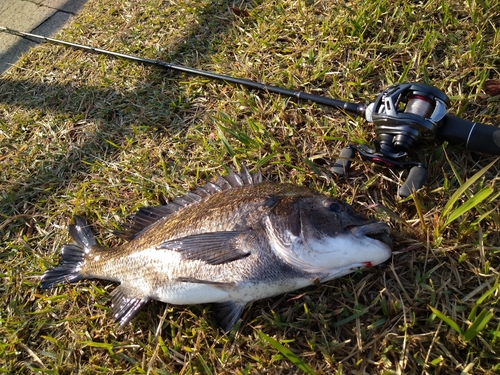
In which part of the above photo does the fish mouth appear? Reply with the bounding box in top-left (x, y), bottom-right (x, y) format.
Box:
top-left (349, 222), bottom-right (393, 250)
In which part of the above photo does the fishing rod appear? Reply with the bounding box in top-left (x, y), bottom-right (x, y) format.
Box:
top-left (2, 26), bottom-right (499, 196)
top-left (0, 26), bottom-right (364, 116)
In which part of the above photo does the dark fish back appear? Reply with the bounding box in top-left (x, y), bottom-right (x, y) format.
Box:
top-left (116, 165), bottom-right (263, 241)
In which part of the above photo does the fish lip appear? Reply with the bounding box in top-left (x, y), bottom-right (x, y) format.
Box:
top-left (349, 222), bottom-right (393, 250)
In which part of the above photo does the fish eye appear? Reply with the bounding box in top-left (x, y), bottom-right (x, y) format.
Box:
top-left (323, 200), bottom-right (343, 212)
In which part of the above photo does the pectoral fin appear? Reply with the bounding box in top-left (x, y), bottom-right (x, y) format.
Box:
top-left (212, 301), bottom-right (247, 331)
top-left (110, 285), bottom-right (149, 326)
top-left (158, 231), bottom-right (252, 265)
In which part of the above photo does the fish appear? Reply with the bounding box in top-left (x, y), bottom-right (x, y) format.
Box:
top-left (41, 165), bottom-right (393, 331)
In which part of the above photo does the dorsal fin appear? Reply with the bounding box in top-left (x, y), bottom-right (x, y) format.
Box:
top-left (115, 164), bottom-right (262, 240)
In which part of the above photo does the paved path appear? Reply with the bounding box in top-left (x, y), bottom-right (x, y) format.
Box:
top-left (0, 0), bottom-right (88, 75)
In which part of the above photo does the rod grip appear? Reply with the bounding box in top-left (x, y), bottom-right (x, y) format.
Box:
top-left (331, 147), bottom-right (355, 176)
top-left (439, 115), bottom-right (500, 156)
top-left (399, 166), bottom-right (428, 197)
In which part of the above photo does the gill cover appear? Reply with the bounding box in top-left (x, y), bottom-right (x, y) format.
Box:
top-left (263, 196), bottom-right (392, 275)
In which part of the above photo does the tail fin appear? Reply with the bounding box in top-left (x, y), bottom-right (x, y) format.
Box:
top-left (40, 216), bottom-right (97, 289)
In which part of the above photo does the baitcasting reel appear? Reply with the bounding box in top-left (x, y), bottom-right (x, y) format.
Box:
top-left (332, 83), bottom-right (500, 197)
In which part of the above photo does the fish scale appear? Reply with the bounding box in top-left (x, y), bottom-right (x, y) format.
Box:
top-left (41, 165), bottom-right (393, 331)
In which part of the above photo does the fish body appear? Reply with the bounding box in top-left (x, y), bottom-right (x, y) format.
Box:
top-left (41, 166), bottom-right (392, 330)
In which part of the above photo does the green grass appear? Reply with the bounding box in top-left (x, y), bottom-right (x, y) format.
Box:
top-left (1, 0), bottom-right (500, 373)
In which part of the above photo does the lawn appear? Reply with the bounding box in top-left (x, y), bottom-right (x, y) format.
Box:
top-left (0, 0), bottom-right (499, 374)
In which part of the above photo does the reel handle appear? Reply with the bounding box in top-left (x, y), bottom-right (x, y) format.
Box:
top-left (439, 115), bottom-right (500, 156)
top-left (331, 145), bottom-right (427, 197)
top-left (399, 166), bottom-right (428, 198)
top-left (331, 147), bottom-right (355, 176)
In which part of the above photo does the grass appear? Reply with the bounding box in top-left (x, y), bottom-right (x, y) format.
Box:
top-left (0, 0), bottom-right (499, 373)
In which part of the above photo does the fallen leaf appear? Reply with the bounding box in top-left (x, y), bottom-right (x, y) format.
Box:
top-left (229, 7), bottom-right (251, 17)
top-left (484, 79), bottom-right (500, 97)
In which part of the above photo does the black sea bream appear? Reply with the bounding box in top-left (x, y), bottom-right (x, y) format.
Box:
top-left (41, 166), bottom-right (392, 330)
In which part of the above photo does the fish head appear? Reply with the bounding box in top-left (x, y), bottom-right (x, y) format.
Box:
top-left (264, 195), bottom-right (392, 279)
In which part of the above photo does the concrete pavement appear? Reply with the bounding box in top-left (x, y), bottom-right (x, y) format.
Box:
top-left (0, 0), bottom-right (88, 75)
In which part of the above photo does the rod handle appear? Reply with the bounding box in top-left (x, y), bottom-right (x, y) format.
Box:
top-left (439, 115), bottom-right (500, 156)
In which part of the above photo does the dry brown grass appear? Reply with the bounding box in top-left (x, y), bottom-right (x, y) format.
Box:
top-left (1, 0), bottom-right (499, 374)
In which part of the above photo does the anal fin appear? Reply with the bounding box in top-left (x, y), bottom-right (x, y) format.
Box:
top-left (212, 301), bottom-right (247, 331)
top-left (110, 285), bottom-right (149, 326)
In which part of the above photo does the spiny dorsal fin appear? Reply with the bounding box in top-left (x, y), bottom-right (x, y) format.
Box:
top-left (115, 164), bottom-right (262, 240)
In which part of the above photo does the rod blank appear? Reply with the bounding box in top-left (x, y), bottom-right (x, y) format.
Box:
top-left (0, 26), bottom-right (365, 116)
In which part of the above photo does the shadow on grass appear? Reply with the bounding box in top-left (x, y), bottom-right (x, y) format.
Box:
top-left (0, 1), bottom-right (254, 219)
top-left (0, 2), bottom-right (261, 366)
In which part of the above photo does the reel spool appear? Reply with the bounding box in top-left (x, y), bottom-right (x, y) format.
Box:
top-left (369, 83), bottom-right (450, 155)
